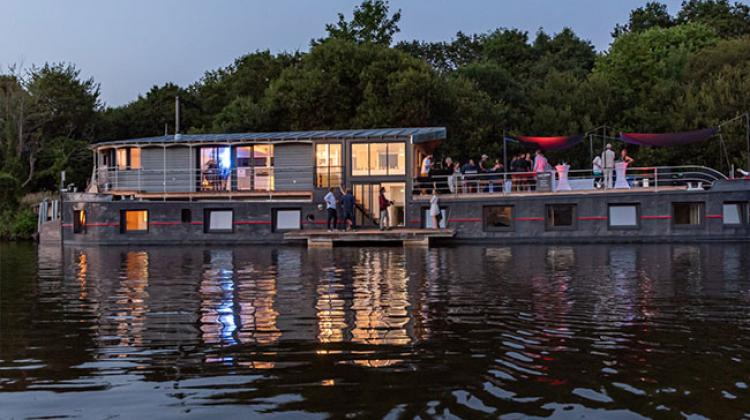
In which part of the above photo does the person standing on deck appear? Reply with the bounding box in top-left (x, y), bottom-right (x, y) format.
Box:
top-left (421, 154), bottom-right (433, 177)
top-left (602, 144), bottom-right (616, 189)
top-left (592, 155), bottom-right (603, 189)
top-left (341, 187), bottom-right (356, 231)
top-left (378, 187), bottom-right (393, 231)
top-left (324, 187), bottom-right (338, 232)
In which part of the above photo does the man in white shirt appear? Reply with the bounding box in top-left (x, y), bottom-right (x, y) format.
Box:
top-left (324, 187), bottom-right (338, 231)
top-left (602, 144), bottom-right (616, 189)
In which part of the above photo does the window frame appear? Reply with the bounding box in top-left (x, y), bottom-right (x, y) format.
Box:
top-left (545, 204), bottom-right (577, 231)
top-left (315, 142), bottom-right (344, 188)
top-left (116, 147), bottom-right (141, 170)
top-left (120, 209), bottom-right (149, 234)
top-left (607, 203), bottom-right (641, 230)
top-left (671, 202), bottom-right (705, 228)
top-left (722, 202), bottom-right (747, 226)
top-left (272, 208), bottom-right (302, 232)
top-left (203, 208), bottom-right (234, 233)
top-left (482, 205), bottom-right (514, 232)
top-left (349, 141), bottom-right (406, 177)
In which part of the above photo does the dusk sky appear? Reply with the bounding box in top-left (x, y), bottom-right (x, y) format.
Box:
top-left (2, 0), bottom-right (690, 107)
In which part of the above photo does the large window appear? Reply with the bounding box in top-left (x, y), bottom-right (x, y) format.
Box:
top-left (609, 204), bottom-right (639, 229)
top-left (121, 210), bottom-right (148, 233)
top-left (351, 142), bottom-right (405, 176)
top-left (116, 148), bottom-right (141, 170)
top-left (483, 206), bottom-right (513, 231)
top-left (673, 202), bottom-right (703, 226)
top-left (546, 204), bottom-right (576, 230)
top-left (316, 144), bottom-right (342, 188)
top-left (73, 210), bottom-right (86, 234)
top-left (273, 209), bottom-right (301, 232)
top-left (200, 147), bottom-right (232, 191)
top-left (722, 202), bottom-right (746, 225)
top-left (204, 209), bottom-right (233, 233)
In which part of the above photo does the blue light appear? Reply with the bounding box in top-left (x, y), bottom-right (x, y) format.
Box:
top-left (219, 147), bottom-right (231, 169)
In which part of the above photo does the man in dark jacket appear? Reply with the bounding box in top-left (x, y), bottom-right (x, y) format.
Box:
top-left (341, 187), bottom-right (356, 231)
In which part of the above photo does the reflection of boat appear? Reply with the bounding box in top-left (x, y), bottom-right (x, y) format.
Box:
top-left (38, 126), bottom-right (749, 245)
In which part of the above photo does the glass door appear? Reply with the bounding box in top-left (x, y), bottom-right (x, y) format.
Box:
top-left (352, 182), bottom-right (405, 227)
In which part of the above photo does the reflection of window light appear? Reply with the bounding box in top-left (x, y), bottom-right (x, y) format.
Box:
top-left (219, 147), bottom-right (231, 169)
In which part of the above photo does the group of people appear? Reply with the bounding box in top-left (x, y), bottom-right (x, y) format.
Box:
top-left (592, 144), bottom-right (635, 189)
top-left (420, 145), bottom-right (636, 193)
top-left (323, 185), bottom-right (395, 232)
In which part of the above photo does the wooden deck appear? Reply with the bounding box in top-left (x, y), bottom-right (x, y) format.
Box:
top-left (284, 228), bottom-right (456, 248)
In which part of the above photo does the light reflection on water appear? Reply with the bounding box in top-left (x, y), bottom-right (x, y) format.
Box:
top-left (1, 242), bottom-right (749, 418)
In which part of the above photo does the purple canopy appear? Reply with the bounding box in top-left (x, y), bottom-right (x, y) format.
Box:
top-left (511, 134), bottom-right (584, 151)
top-left (619, 128), bottom-right (717, 147)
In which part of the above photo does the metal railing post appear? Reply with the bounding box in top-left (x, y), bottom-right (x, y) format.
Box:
top-left (654, 167), bottom-right (658, 192)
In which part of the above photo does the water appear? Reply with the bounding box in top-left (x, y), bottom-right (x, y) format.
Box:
top-left (1, 242), bottom-right (749, 419)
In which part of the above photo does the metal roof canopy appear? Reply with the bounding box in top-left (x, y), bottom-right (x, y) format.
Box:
top-left (93, 127), bottom-right (447, 147)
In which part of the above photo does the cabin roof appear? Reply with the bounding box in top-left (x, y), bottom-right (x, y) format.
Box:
top-left (93, 127), bottom-right (447, 147)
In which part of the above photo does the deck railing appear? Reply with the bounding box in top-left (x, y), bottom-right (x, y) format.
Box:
top-left (95, 165), bottom-right (315, 195)
top-left (413, 165), bottom-right (728, 197)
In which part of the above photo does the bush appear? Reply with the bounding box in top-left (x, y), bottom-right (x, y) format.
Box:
top-left (0, 207), bottom-right (37, 241)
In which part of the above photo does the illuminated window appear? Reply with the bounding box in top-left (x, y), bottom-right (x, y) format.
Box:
top-left (673, 202), bottom-right (703, 226)
top-left (484, 206), bottom-right (513, 231)
top-left (350, 142), bottom-right (405, 176)
top-left (546, 204), bottom-right (576, 230)
top-left (316, 143), bottom-right (342, 188)
top-left (73, 210), bottom-right (86, 234)
top-left (115, 148), bottom-right (141, 170)
top-left (121, 210), bottom-right (148, 233)
top-left (116, 149), bottom-right (128, 170)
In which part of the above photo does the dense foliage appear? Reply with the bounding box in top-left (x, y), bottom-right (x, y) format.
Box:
top-left (1, 0), bottom-right (749, 239)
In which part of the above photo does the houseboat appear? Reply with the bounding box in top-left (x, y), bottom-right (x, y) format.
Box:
top-left (40, 127), bottom-right (749, 245)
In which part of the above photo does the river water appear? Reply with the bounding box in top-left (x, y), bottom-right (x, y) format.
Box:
top-left (1, 242), bottom-right (749, 419)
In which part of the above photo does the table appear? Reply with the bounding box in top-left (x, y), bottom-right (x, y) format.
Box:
top-left (614, 162), bottom-right (630, 189)
top-left (555, 164), bottom-right (572, 191)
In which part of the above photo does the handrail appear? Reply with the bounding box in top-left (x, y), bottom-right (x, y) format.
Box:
top-left (413, 165), bottom-right (728, 197)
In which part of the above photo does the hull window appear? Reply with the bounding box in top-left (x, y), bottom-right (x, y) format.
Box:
top-left (483, 206), bottom-right (513, 231)
top-left (546, 204), bottom-right (576, 230)
top-left (181, 209), bottom-right (192, 224)
top-left (121, 210), bottom-right (148, 233)
top-left (274, 209), bottom-right (301, 232)
top-left (673, 202), bottom-right (703, 226)
top-left (73, 210), bottom-right (86, 234)
top-left (205, 209), bottom-right (233, 233)
top-left (609, 204), bottom-right (639, 228)
top-left (722, 202), bottom-right (746, 225)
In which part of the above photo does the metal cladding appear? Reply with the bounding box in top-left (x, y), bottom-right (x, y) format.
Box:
top-left (92, 127), bottom-right (447, 147)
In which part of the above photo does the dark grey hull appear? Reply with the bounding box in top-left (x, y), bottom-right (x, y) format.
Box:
top-left (58, 179), bottom-right (750, 245)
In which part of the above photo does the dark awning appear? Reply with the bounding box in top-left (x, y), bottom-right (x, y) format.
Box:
top-left (511, 135), bottom-right (584, 151)
top-left (619, 128), bottom-right (717, 147)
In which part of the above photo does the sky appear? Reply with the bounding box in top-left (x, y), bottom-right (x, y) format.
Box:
top-left (1, 0), bottom-right (689, 107)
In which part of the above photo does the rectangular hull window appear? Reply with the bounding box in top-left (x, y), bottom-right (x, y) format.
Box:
top-left (274, 209), bottom-right (301, 231)
top-left (546, 204), bottom-right (576, 230)
top-left (722, 202), bottom-right (747, 225)
top-left (205, 210), bottom-right (233, 232)
top-left (483, 206), bottom-right (513, 231)
top-left (673, 202), bottom-right (703, 226)
top-left (609, 204), bottom-right (638, 228)
top-left (423, 208), bottom-right (447, 229)
top-left (122, 210), bottom-right (148, 233)
top-left (181, 209), bottom-right (192, 224)
top-left (73, 210), bottom-right (86, 234)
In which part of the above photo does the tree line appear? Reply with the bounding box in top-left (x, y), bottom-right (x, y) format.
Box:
top-left (1, 0), bottom-right (750, 238)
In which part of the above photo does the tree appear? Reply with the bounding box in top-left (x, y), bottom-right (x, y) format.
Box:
top-left (612, 2), bottom-right (673, 38)
top-left (318, 0), bottom-right (401, 46)
top-left (677, 0), bottom-right (750, 38)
